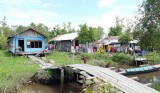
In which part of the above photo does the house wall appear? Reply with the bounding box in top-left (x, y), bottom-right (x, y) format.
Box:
top-left (10, 36), bottom-right (45, 53)
top-left (9, 29), bottom-right (46, 54)
top-left (56, 40), bottom-right (72, 52)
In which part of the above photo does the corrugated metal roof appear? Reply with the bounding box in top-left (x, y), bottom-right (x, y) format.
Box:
top-left (49, 35), bottom-right (62, 42)
top-left (130, 40), bottom-right (138, 43)
top-left (53, 32), bottom-right (78, 41)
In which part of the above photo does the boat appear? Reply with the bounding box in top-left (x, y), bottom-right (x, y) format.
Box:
top-left (118, 65), bottom-right (160, 75)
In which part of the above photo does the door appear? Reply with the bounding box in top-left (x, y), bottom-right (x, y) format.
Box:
top-left (18, 40), bottom-right (24, 51)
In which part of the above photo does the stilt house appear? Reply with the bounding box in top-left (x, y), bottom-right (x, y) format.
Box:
top-left (7, 28), bottom-right (47, 55)
top-left (50, 32), bottom-right (79, 52)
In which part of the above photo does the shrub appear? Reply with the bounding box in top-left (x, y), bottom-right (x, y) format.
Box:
top-left (0, 34), bottom-right (7, 50)
top-left (112, 53), bottom-right (133, 65)
top-left (152, 83), bottom-right (160, 91)
top-left (81, 53), bottom-right (92, 59)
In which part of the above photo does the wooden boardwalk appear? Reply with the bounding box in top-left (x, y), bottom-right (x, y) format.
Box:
top-left (28, 55), bottom-right (55, 69)
top-left (68, 64), bottom-right (159, 93)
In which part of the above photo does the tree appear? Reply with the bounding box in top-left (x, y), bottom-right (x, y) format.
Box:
top-left (15, 25), bottom-right (26, 33)
top-left (0, 16), bottom-right (7, 27)
top-left (93, 26), bottom-right (104, 41)
top-left (108, 17), bottom-right (123, 36)
top-left (0, 17), bottom-right (13, 37)
top-left (28, 22), bottom-right (50, 39)
top-left (78, 24), bottom-right (90, 44)
top-left (78, 24), bottom-right (104, 44)
top-left (0, 34), bottom-right (7, 49)
top-left (119, 29), bottom-right (132, 45)
top-left (133, 0), bottom-right (160, 49)
top-left (66, 22), bottom-right (75, 33)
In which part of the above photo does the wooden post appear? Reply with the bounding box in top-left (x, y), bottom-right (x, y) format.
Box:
top-left (82, 77), bottom-right (86, 93)
top-left (60, 68), bottom-right (64, 93)
top-left (73, 53), bottom-right (74, 64)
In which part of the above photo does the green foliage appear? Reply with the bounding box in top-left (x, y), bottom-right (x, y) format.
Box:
top-left (86, 81), bottom-right (117, 93)
top-left (50, 22), bottom-right (76, 39)
top-left (108, 17), bottom-right (123, 36)
top-left (0, 16), bottom-right (7, 27)
top-left (96, 83), bottom-right (116, 93)
top-left (93, 26), bottom-right (104, 41)
top-left (0, 34), bottom-right (7, 49)
top-left (82, 53), bottom-right (92, 59)
top-left (119, 29), bottom-right (132, 45)
top-left (146, 51), bottom-right (160, 64)
top-left (78, 24), bottom-right (104, 44)
top-left (0, 50), bottom-right (40, 92)
top-left (108, 24), bottom-right (122, 36)
top-left (134, 0), bottom-right (160, 49)
top-left (78, 24), bottom-right (92, 44)
top-left (15, 25), bottom-right (26, 33)
top-left (46, 51), bottom-right (83, 66)
top-left (112, 53), bottom-right (133, 65)
top-left (152, 83), bottom-right (160, 91)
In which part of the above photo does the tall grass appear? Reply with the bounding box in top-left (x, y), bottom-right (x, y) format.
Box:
top-left (46, 51), bottom-right (115, 67)
top-left (0, 50), bottom-right (40, 92)
top-left (147, 52), bottom-right (160, 64)
top-left (152, 83), bottom-right (160, 91)
top-left (46, 51), bottom-right (83, 66)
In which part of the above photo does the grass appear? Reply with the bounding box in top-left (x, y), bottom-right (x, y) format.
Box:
top-left (46, 51), bottom-right (83, 66)
top-left (147, 52), bottom-right (160, 64)
top-left (152, 83), bottom-right (160, 91)
top-left (0, 50), bottom-right (40, 92)
top-left (46, 51), bottom-right (119, 67)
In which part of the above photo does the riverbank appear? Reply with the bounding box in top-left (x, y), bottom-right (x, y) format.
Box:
top-left (0, 50), bottom-right (40, 92)
top-left (1, 50), bottom-right (160, 92)
top-left (46, 51), bottom-right (129, 67)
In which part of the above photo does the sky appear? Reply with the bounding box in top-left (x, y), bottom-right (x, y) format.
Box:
top-left (0, 0), bottom-right (143, 33)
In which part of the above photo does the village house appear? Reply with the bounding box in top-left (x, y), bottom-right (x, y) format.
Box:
top-left (7, 28), bottom-right (47, 55)
top-left (49, 32), bottom-right (79, 52)
top-left (96, 36), bottom-right (138, 52)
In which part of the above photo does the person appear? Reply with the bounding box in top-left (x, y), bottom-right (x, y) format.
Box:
top-left (18, 46), bottom-right (22, 51)
top-left (107, 45), bottom-right (111, 52)
top-left (117, 46), bottom-right (121, 52)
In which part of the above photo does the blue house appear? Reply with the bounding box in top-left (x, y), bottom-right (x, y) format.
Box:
top-left (7, 28), bottom-right (47, 55)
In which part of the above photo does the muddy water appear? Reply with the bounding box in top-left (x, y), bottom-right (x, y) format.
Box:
top-left (128, 70), bottom-right (160, 84)
top-left (25, 83), bottom-right (82, 93)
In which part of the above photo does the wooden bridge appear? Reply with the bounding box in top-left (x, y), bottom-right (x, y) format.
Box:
top-left (67, 64), bottom-right (159, 93)
top-left (28, 55), bottom-right (159, 93)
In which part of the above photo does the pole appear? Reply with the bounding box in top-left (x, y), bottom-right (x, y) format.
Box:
top-left (60, 68), bottom-right (64, 93)
top-left (73, 52), bottom-right (74, 64)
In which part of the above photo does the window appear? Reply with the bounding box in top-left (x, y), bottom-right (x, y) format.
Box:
top-left (31, 42), bottom-right (34, 48)
top-left (27, 41), bottom-right (31, 48)
top-left (27, 40), bottom-right (42, 48)
top-left (35, 41), bottom-right (38, 48)
top-left (39, 41), bottom-right (42, 48)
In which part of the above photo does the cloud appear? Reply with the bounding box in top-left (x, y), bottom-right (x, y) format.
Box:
top-left (85, 8), bottom-right (120, 33)
top-left (84, 6), bottom-right (137, 34)
top-left (1, 9), bottom-right (59, 28)
top-left (98, 0), bottom-right (116, 8)
top-left (0, 0), bottom-right (62, 28)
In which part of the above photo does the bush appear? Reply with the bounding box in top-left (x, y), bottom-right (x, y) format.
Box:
top-left (0, 34), bottom-right (7, 50)
top-left (81, 53), bottom-right (92, 59)
top-left (152, 83), bottom-right (160, 91)
top-left (112, 53), bottom-right (133, 65)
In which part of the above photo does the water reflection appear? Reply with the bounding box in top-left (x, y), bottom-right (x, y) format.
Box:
top-left (128, 70), bottom-right (160, 84)
top-left (26, 83), bottom-right (82, 93)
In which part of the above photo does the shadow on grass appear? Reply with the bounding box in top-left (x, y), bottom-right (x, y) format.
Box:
top-left (3, 50), bottom-right (13, 57)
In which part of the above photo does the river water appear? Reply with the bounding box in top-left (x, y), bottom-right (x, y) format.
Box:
top-left (25, 71), bottom-right (160, 93)
top-left (128, 70), bottom-right (160, 84)
top-left (25, 82), bottom-right (82, 93)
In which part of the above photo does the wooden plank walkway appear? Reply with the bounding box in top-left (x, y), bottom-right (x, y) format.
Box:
top-left (68, 64), bottom-right (159, 93)
top-left (28, 55), bottom-right (55, 69)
